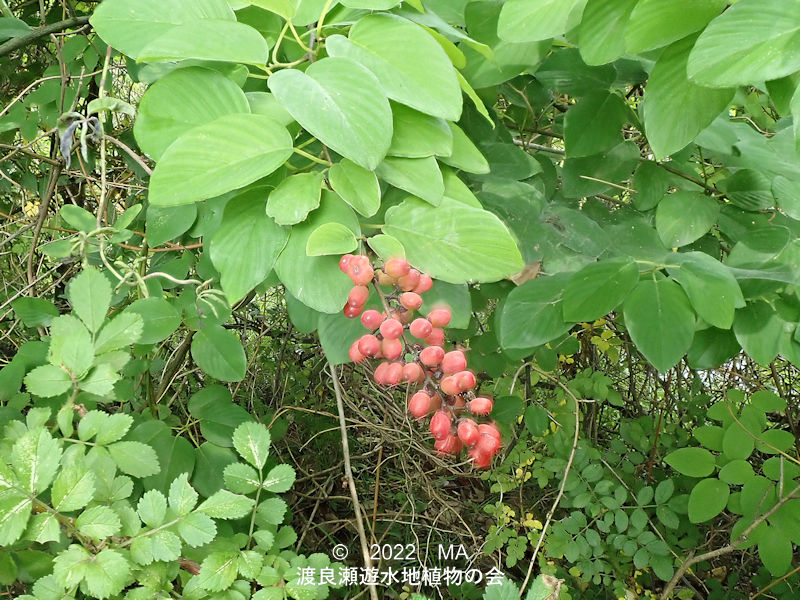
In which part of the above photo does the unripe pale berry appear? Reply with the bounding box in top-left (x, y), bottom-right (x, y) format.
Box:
top-left (409, 318), bottom-right (433, 339)
top-left (469, 447), bottom-right (492, 469)
top-left (424, 327), bottom-right (445, 347)
top-left (441, 351), bottom-right (466, 375)
top-left (413, 273), bottom-right (433, 294)
top-left (384, 362), bottom-right (403, 386)
top-left (419, 345), bottom-right (445, 367)
top-left (384, 257), bottom-right (411, 279)
top-left (339, 254), bottom-right (354, 272)
top-left (381, 337), bottom-right (403, 361)
top-left (478, 423), bottom-right (501, 441)
top-left (398, 269), bottom-right (420, 291)
top-left (396, 309), bottom-right (415, 324)
top-left (468, 396), bottom-right (493, 416)
top-left (379, 318), bottom-right (403, 340)
top-left (399, 292), bottom-right (423, 311)
top-left (358, 334), bottom-right (380, 358)
top-left (429, 411), bottom-right (451, 440)
top-left (361, 309), bottom-right (383, 330)
top-left (409, 391), bottom-right (433, 418)
top-left (376, 269), bottom-right (396, 286)
top-left (349, 341), bottom-right (365, 363)
top-left (457, 419), bottom-right (480, 446)
top-left (440, 375), bottom-right (460, 396)
top-left (455, 370), bottom-right (476, 392)
top-left (402, 362), bottom-right (425, 383)
top-left (343, 304), bottom-right (363, 319)
top-left (427, 308), bottom-right (451, 328)
top-left (348, 285), bottom-right (369, 307)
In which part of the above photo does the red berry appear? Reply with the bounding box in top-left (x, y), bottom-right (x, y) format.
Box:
top-left (427, 308), bottom-right (451, 328)
top-left (358, 334), bottom-right (380, 357)
top-left (413, 273), bottom-right (433, 294)
top-left (451, 394), bottom-right (467, 410)
top-left (419, 345), bottom-right (445, 367)
top-left (361, 309), bottom-right (383, 330)
top-left (424, 327), bottom-right (445, 347)
top-left (457, 419), bottom-right (480, 446)
top-left (477, 433), bottom-right (501, 455)
top-left (343, 304), bottom-right (363, 319)
top-left (440, 375), bottom-right (460, 396)
top-left (379, 318), bottom-right (403, 340)
top-left (434, 434), bottom-right (462, 455)
top-left (455, 370), bottom-right (476, 392)
top-left (441, 351), bottom-right (466, 375)
top-left (384, 258), bottom-right (411, 279)
top-left (430, 392), bottom-right (443, 411)
top-left (348, 256), bottom-right (374, 286)
top-left (384, 362), bottom-right (403, 386)
top-left (409, 318), bottom-right (433, 339)
top-left (429, 411), bottom-right (451, 440)
top-left (381, 337), bottom-right (403, 361)
top-left (349, 341), bottom-right (365, 363)
top-left (402, 362), bottom-right (425, 383)
top-left (408, 391), bottom-right (433, 418)
top-left (399, 292), bottom-right (423, 311)
top-left (396, 309), bottom-right (415, 324)
top-left (469, 447), bottom-right (492, 469)
top-left (398, 269), bottom-right (420, 291)
top-left (374, 361), bottom-right (389, 385)
top-left (468, 396), bottom-right (493, 416)
top-left (348, 285), bottom-right (369, 307)
top-left (478, 423), bottom-right (501, 441)
top-left (339, 254), bottom-right (354, 272)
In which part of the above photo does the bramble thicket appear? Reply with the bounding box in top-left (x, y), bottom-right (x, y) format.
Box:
top-left (1, 1), bottom-right (800, 599)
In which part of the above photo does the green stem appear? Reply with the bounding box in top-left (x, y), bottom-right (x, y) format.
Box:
top-left (293, 147), bottom-right (331, 166)
top-left (247, 468), bottom-right (263, 549)
top-left (0, 0), bottom-right (13, 18)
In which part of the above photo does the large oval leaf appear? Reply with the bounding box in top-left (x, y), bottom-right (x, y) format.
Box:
top-left (383, 197), bottom-right (524, 284)
top-left (578, 0), bottom-right (638, 66)
top-left (266, 172), bottom-right (324, 226)
top-left (268, 57), bottom-right (392, 171)
top-left (135, 67), bottom-right (250, 161)
top-left (388, 103), bottom-right (453, 158)
top-left (325, 14), bottom-right (462, 120)
top-left (688, 478), bottom-right (729, 523)
top-left (664, 447), bottom-right (716, 478)
top-left (625, 0), bottom-right (727, 53)
top-left (562, 258), bottom-right (639, 322)
top-left (498, 273), bottom-right (573, 350)
top-left (656, 191), bottom-right (720, 248)
top-left (375, 156), bottom-right (444, 206)
top-left (328, 159), bottom-right (380, 217)
top-left (498, 0), bottom-right (581, 43)
top-left (190, 325), bottom-right (247, 382)
top-left (148, 114), bottom-right (293, 206)
top-left (137, 20), bottom-right (268, 65)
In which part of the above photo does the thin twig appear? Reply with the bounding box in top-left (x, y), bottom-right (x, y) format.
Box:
top-left (0, 15), bottom-right (90, 57)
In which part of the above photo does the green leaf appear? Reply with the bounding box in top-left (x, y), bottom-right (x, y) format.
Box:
top-left (78, 364), bottom-right (120, 397)
top-left (47, 315), bottom-right (94, 378)
top-left (11, 297), bottom-right (59, 328)
top-left (137, 20), bottom-right (268, 65)
top-left (328, 159), bottom-right (381, 217)
top-left (623, 278), bottom-right (695, 372)
top-left (721, 169), bottom-right (774, 212)
top-left (268, 57), bottom-right (392, 171)
top-left (168, 473), bottom-right (199, 516)
top-left (53, 545), bottom-right (90, 589)
top-left (135, 66), bottom-right (250, 162)
top-left (383, 197), bottom-right (524, 284)
top-left (0, 491), bottom-right (32, 545)
top-left (326, 14), bottom-right (462, 120)
top-left (87, 96), bottom-right (135, 118)
top-left (367, 234), bottom-right (405, 261)
top-left (197, 552), bottom-right (239, 592)
top-left (257, 497), bottom-right (287, 526)
top-left (772, 175), bottom-right (800, 220)
top-left (148, 114), bottom-right (293, 206)
top-left (83, 548), bottom-right (130, 599)
top-left (24, 365), bottom-right (72, 398)
top-left (719, 459), bottom-right (754, 484)
top-left (759, 527), bottom-right (793, 575)
top-left (499, 273), bottom-right (573, 349)
top-left (76, 505), bottom-right (121, 539)
top-left (211, 189), bottom-right (289, 304)
top-left (0, 17), bottom-right (30, 41)
top-left (223, 462), bottom-right (261, 493)
top-left (388, 103), bottom-right (453, 158)
top-left (60, 204), bottom-right (96, 232)
top-left (497, 0), bottom-right (580, 43)
top-left (123, 297), bottom-right (181, 345)
top-left (562, 258), bottom-right (639, 322)
top-left (232, 422), bottom-right (271, 470)
top-left (96, 414), bottom-right (133, 445)
top-left (578, 0), bottom-right (638, 66)
top-left (262, 464), bottom-right (296, 493)
top-left (12, 428), bottom-right (61, 494)
top-left (188, 386), bottom-right (251, 447)
top-left (664, 447), bottom-right (716, 477)
top-left (438, 123), bottom-right (489, 174)
top-left (524, 575), bottom-right (562, 600)
top-left (656, 192), bottom-right (720, 248)
top-left (137, 489), bottom-right (167, 527)
top-left (733, 300), bottom-right (783, 365)
top-left (145, 204), bottom-right (198, 247)
top-left (51, 466), bottom-right (95, 512)
top-left (266, 172), bottom-right (324, 226)
top-left (306, 222), bottom-right (358, 256)
top-left (176, 511), bottom-right (216, 547)
top-left (197, 489), bottom-right (254, 519)
top-left (688, 478), bottom-right (729, 523)
top-left (108, 441), bottom-right (160, 477)
top-left (94, 312), bottom-right (143, 354)
top-left (687, 0), bottom-right (800, 87)
top-left (565, 91), bottom-right (629, 158)
top-left (89, 0), bottom-right (234, 59)
top-left (687, 327), bottom-right (741, 370)
top-left (644, 36), bottom-right (735, 159)
top-left (626, 0), bottom-right (727, 53)
top-left (191, 325), bottom-right (247, 382)
top-left (376, 156), bottom-right (444, 206)
top-left (668, 252), bottom-right (744, 329)
top-left (723, 423), bottom-right (756, 461)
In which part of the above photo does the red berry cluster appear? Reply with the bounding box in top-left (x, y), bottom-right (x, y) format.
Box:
top-left (339, 255), bottom-right (502, 469)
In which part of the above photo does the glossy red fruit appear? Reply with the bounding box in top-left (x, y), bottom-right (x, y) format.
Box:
top-left (457, 419), bottom-right (480, 446)
top-left (349, 341), bottom-right (365, 363)
top-left (348, 256), bottom-right (374, 286)
top-left (455, 371), bottom-right (476, 392)
top-left (469, 447), bottom-right (492, 469)
top-left (419, 345), bottom-right (445, 367)
top-left (339, 254), bottom-right (354, 272)
top-left (429, 411), bottom-right (451, 440)
top-left (427, 308), bottom-right (451, 328)
top-left (348, 285), bottom-right (369, 307)
top-left (361, 309), bottom-right (383, 330)
top-left (424, 327), bottom-right (445, 347)
top-left (409, 318), bottom-right (433, 339)
top-left (384, 362), bottom-right (403, 386)
top-left (409, 391), bottom-right (433, 418)
top-left (358, 334), bottom-right (380, 358)
top-left (434, 434), bottom-right (462, 455)
top-left (402, 362), bottom-right (425, 383)
top-left (384, 258), bottom-right (411, 279)
top-left (413, 273), bottom-right (433, 294)
top-left (379, 318), bottom-right (403, 340)
top-left (440, 375), bottom-right (460, 396)
top-left (398, 269), bottom-right (420, 291)
top-left (373, 361), bottom-right (390, 385)
top-left (477, 433), bottom-right (501, 455)
top-left (343, 304), bottom-right (363, 319)
top-left (468, 396), bottom-right (493, 416)
top-left (441, 351), bottom-right (466, 375)
top-left (399, 292), bottom-right (423, 311)
top-left (478, 423), bottom-right (501, 441)
top-left (381, 337), bottom-right (403, 361)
